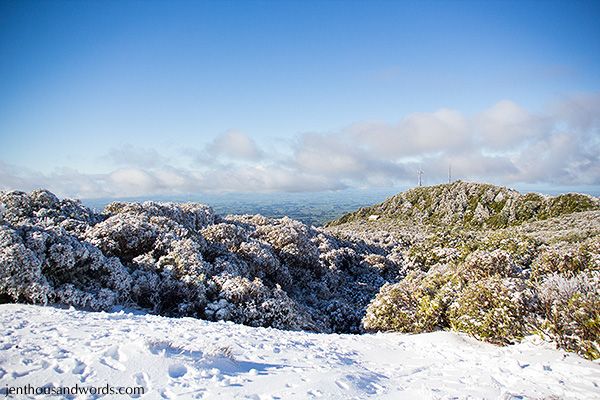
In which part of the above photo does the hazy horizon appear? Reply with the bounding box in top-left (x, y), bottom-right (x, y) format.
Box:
top-left (1, 1), bottom-right (599, 198)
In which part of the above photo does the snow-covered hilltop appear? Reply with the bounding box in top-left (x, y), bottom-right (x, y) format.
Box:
top-left (326, 181), bottom-right (600, 228)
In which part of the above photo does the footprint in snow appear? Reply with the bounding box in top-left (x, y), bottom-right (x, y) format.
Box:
top-left (53, 363), bottom-right (64, 374)
top-left (335, 380), bottom-right (350, 390)
top-left (71, 359), bottom-right (86, 375)
top-left (100, 345), bottom-right (127, 371)
top-left (131, 372), bottom-right (151, 398)
top-left (168, 363), bottom-right (188, 379)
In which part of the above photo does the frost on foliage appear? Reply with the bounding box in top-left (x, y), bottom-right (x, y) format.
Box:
top-left (0, 190), bottom-right (99, 230)
top-left (531, 238), bottom-right (600, 281)
top-left (254, 217), bottom-right (321, 278)
top-left (538, 271), bottom-right (600, 359)
top-left (85, 214), bottom-right (159, 260)
top-left (0, 223), bottom-right (131, 310)
top-left (454, 250), bottom-right (521, 282)
top-left (205, 275), bottom-right (313, 330)
top-left (0, 225), bottom-right (51, 304)
top-left (448, 277), bottom-right (531, 345)
top-left (0, 190), bottom-right (403, 333)
top-left (104, 201), bottom-right (215, 232)
top-left (362, 265), bottom-right (461, 334)
top-left (53, 284), bottom-right (118, 311)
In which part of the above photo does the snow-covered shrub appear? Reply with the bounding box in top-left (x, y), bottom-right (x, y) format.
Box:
top-left (202, 223), bottom-right (249, 253)
top-left (538, 271), bottom-right (600, 359)
top-left (0, 189), bottom-right (98, 228)
top-left (0, 202), bottom-right (6, 222)
top-left (104, 201), bottom-right (215, 232)
top-left (156, 238), bottom-right (210, 283)
top-left (130, 267), bottom-right (161, 310)
top-left (321, 247), bottom-right (361, 273)
top-left (0, 189), bottom-right (410, 333)
top-left (0, 222), bottom-right (132, 311)
top-left (52, 284), bottom-right (118, 310)
top-left (254, 217), bottom-right (321, 277)
top-left (448, 276), bottom-right (531, 344)
top-left (206, 275), bottom-right (312, 330)
top-left (0, 226), bottom-right (51, 303)
top-left (477, 232), bottom-right (541, 269)
top-left (361, 253), bottom-right (399, 279)
top-left (85, 213), bottom-right (158, 260)
top-left (454, 250), bottom-right (520, 282)
top-left (362, 280), bottom-right (419, 333)
top-left (235, 240), bottom-right (289, 286)
top-left (126, 246), bottom-right (208, 317)
top-left (531, 239), bottom-right (600, 281)
top-left (25, 227), bottom-right (131, 294)
top-left (406, 243), bottom-right (456, 272)
top-left (362, 266), bottom-right (460, 333)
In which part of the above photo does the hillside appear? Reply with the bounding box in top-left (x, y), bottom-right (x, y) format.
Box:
top-left (325, 181), bottom-right (600, 228)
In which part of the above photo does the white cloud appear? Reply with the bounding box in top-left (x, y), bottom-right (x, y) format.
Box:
top-left (474, 100), bottom-right (549, 150)
top-left (207, 130), bottom-right (263, 161)
top-left (347, 108), bottom-right (470, 158)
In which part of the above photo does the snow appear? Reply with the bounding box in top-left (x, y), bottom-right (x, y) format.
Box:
top-left (1, 304), bottom-right (599, 399)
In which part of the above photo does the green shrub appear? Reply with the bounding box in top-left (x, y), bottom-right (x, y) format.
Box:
top-left (477, 232), bottom-right (541, 269)
top-left (406, 229), bottom-right (477, 271)
top-left (538, 271), bottom-right (600, 359)
top-left (448, 276), bottom-right (530, 344)
top-left (362, 266), bottom-right (462, 333)
top-left (531, 238), bottom-right (600, 281)
top-left (454, 249), bottom-right (518, 283)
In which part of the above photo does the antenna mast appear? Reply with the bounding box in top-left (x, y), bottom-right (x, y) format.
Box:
top-left (448, 164), bottom-right (452, 183)
top-left (417, 168), bottom-right (424, 187)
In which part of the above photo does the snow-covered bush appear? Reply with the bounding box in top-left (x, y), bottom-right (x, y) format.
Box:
top-left (448, 277), bottom-right (531, 344)
top-left (52, 284), bottom-right (118, 310)
top-left (0, 225), bottom-right (51, 303)
top-left (254, 217), bottom-right (321, 278)
top-left (104, 201), bottom-right (215, 232)
top-left (405, 230), bottom-right (471, 272)
top-left (0, 189), bottom-right (99, 228)
top-left (362, 266), bottom-right (460, 333)
top-left (531, 239), bottom-right (600, 281)
top-left (454, 250), bottom-right (520, 282)
top-left (85, 213), bottom-right (159, 260)
top-left (0, 223), bottom-right (132, 311)
top-left (362, 280), bottom-right (420, 333)
top-left (476, 232), bottom-right (541, 269)
top-left (202, 223), bottom-right (249, 252)
top-left (206, 275), bottom-right (312, 330)
top-left (538, 271), bottom-right (600, 359)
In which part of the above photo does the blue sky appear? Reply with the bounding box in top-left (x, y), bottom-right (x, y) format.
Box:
top-left (1, 0), bottom-right (599, 197)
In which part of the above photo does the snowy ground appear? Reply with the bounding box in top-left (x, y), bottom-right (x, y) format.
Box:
top-left (1, 304), bottom-right (598, 399)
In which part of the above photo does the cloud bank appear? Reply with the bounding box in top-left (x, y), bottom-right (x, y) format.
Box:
top-left (1, 94), bottom-right (599, 198)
